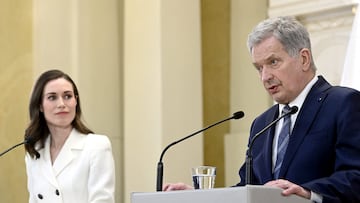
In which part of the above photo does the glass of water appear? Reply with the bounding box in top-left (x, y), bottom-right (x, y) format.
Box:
top-left (191, 166), bottom-right (216, 189)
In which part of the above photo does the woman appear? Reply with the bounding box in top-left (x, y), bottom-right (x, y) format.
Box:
top-left (24, 69), bottom-right (115, 203)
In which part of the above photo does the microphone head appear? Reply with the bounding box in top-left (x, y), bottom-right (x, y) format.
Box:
top-left (289, 106), bottom-right (298, 114)
top-left (25, 136), bottom-right (36, 144)
top-left (24, 136), bottom-right (41, 159)
top-left (35, 151), bottom-right (41, 159)
top-left (233, 111), bottom-right (245, 119)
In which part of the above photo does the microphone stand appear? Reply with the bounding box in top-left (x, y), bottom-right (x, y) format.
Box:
top-left (0, 140), bottom-right (27, 157)
top-left (156, 111), bottom-right (244, 191)
top-left (245, 106), bottom-right (298, 185)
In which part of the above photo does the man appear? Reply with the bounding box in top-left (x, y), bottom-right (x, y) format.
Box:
top-left (164, 16), bottom-right (360, 203)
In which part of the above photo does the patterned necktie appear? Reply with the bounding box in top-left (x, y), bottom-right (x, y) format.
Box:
top-left (273, 105), bottom-right (291, 179)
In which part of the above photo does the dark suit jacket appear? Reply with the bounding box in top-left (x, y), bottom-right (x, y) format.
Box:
top-left (236, 76), bottom-right (360, 203)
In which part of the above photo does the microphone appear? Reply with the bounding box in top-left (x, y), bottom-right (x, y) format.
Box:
top-left (0, 138), bottom-right (29, 157)
top-left (245, 106), bottom-right (298, 185)
top-left (156, 111), bottom-right (245, 191)
top-left (0, 137), bottom-right (40, 159)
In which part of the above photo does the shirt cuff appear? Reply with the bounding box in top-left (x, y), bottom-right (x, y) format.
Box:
top-left (311, 191), bottom-right (323, 203)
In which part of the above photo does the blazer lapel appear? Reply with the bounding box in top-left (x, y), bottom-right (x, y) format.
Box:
top-left (280, 76), bottom-right (331, 177)
top-left (52, 129), bottom-right (85, 177)
top-left (39, 136), bottom-right (59, 188)
top-left (259, 105), bottom-right (279, 180)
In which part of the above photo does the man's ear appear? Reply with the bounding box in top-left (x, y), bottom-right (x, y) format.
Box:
top-left (300, 48), bottom-right (311, 71)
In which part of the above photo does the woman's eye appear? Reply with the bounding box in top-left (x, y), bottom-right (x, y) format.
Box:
top-left (48, 95), bottom-right (56, 100)
top-left (64, 94), bottom-right (73, 100)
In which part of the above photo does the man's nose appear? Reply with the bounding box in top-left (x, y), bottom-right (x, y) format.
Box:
top-left (261, 66), bottom-right (273, 82)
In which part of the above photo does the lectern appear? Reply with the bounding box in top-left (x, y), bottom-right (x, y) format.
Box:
top-left (131, 185), bottom-right (311, 203)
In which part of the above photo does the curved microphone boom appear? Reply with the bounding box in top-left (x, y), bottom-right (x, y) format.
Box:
top-left (0, 137), bottom-right (40, 158)
top-left (156, 111), bottom-right (245, 191)
top-left (0, 138), bottom-right (30, 157)
top-left (245, 106), bottom-right (298, 185)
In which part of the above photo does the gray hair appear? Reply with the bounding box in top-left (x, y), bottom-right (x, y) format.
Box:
top-left (247, 16), bottom-right (316, 70)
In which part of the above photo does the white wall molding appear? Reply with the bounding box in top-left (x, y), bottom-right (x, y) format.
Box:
top-left (269, 0), bottom-right (358, 17)
top-left (268, 0), bottom-right (358, 85)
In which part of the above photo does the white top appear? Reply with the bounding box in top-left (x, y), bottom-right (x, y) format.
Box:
top-left (25, 128), bottom-right (115, 203)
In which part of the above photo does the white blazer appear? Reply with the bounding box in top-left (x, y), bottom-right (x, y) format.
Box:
top-left (25, 129), bottom-right (115, 203)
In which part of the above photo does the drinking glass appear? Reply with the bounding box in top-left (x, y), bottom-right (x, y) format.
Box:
top-left (191, 166), bottom-right (216, 189)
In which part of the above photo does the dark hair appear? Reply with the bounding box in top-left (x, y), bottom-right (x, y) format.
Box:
top-left (24, 69), bottom-right (93, 158)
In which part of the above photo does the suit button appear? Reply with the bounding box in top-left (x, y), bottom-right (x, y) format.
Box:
top-left (37, 194), bottom-right (43, 199)
top-left (55, 189), bottom-right (60, 196)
